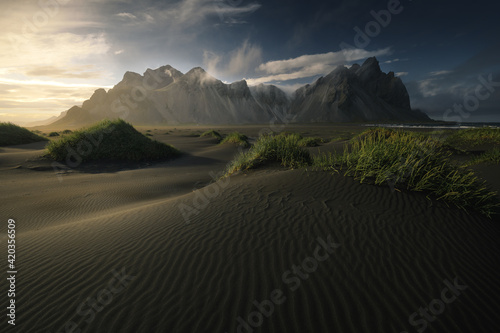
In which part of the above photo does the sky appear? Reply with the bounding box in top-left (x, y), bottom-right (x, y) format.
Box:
top-left (1, 0), bottom-right (499, 125)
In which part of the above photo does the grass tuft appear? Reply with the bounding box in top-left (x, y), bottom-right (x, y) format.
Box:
top-left (314, 128), bottom-right (499, 217)
top-left (224, 133), bottom-right (312, 176)
top-left (220, 132), bottom-right (250, 147)
top-left (298, 136), bottom-right (324, 147)
top-left (48, 132), bottom-right (60, 137)
top-left (46, 119), bottom-right (180, 162)
top-left (464, 148), bottom-right (500, 166)
top-left (0, 122), bottom-right (48, 146)
top-left (200, 130), bottom-right (222, 141)
top-left (444, 128), bottom-right (500, 149)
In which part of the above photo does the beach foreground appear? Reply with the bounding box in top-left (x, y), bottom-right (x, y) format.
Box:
top-left (1, 124), bottom-right (499, 333)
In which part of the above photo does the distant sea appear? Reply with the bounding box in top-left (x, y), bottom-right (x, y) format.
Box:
top-left (364, 122), bottom-right (500, 129)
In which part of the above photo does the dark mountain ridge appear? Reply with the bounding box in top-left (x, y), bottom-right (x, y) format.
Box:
top-left (50, 57), bottom-right (430, 127)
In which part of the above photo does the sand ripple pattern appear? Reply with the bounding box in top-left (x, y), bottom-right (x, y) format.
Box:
top-left (2, 170), bottom-right (499, 333)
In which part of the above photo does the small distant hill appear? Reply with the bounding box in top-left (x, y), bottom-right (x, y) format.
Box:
top-left (46, 119), bottom-right (180, 163)
top-left (0, 122), bottom-right (47, 146)
top-left (48, 57), bottom-right (430, 126)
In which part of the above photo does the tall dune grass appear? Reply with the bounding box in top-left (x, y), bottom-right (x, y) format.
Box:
top-left (464, 148), bottom-right (500, 166)
top-left (200, 130), bottom-right (222, 141)
top-left (314, 128), bottom-right (499, 217)
top-left (445, 128), bottom-right (500, 149)
top-left (220, 132), bottom-right (250, 147)
top-left (224, 133), bottom-right (311, 176)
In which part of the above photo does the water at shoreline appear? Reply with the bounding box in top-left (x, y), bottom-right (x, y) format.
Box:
top-left (364, 122), bottom-right (500, 129)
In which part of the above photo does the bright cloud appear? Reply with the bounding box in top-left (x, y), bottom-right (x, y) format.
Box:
top-left (0, 78), bottom-right (112, 89)
top-left (116, 12), bottom-right (138, 20)
top-left (0, 0), bottom-right (114, 123)
top-left (1, 32), bottom-right (110, 69)
top-left (23, 65), bottom-right (105, 79)
top-left (258, 48), bottom-right (391, 74)
top-left (384, 58), bottom-right (407, 64)
top-left (418, 79), bottom-right (441, 97)
top-left (204, 40), bottom-right (263, 78)
top-left (0, 29), bottom-right (113, 123)
top-left (272, 83), bottom-right (308, 95)
top-left (247, 48), bottom-right (392, 85)
top-left (143, 13), bottom-right (155, 24)
top-left (0, 80), bottom-right (109, 125)
top-left (154, 0), bottom-right (261, 29)
top-left (115, 12), bottom-right (157, 26)
top-left (430, 70), bottom-right (453, 76)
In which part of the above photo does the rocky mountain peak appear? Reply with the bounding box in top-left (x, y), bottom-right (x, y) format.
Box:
top-left (182, 67), bottom-right (219, 86)
top-left (122, 71), bottom-right (142, 83)
top-left (229, 80), bottom-right (248, 90)
top-left (51, 57), bottom-right (430, 126)
top-left (82, 88), bottom-right (107, 111)
top-left (148, 65), bottom-right (183, 79)
top-left (290, 57), bottom-right (429, 122)
top-left (355, 57), bottom-right (383, 83)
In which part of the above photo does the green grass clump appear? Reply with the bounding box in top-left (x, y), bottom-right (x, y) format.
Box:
top-left (0, 122), bottom-right (48, 146)
top-left (258, 131), bottom-right (323, 147)
top-left (313, 153), bottom-right (340, 172)
top-left (464, 148), bottom-right (500, 166)
top-left (298, 136), bottom-right (323, 147)
top-left (200, 130), bottom-right (222, 141)
top-left (355, 127), bottom-right (400, 140)
top-left (314, 129), bottom-right (499, 217)
top-left (220, 132), bottom-right (250, 148)
top-left (48, 132), bottom-right (60, 137)
top-left (329, 132), bottom-right (359, 142)
top-left (62, 129), bottom-right (73, 134)
top-left (46, 119), bottom-right (180, 163)
top-left (224, 133), bottom-right (312, 176)
top-left (444, 128), bottom-right (500, 149)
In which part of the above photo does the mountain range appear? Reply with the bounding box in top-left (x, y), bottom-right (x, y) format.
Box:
top-left (49, 57), bottom-right (430, 127)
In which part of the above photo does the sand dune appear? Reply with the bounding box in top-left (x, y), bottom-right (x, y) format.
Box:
top-left (1, 128), bottom-right (499, 333)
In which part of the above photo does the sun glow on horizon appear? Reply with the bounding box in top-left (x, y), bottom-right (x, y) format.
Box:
top-left (0, 77), bottom-right (113, 89)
